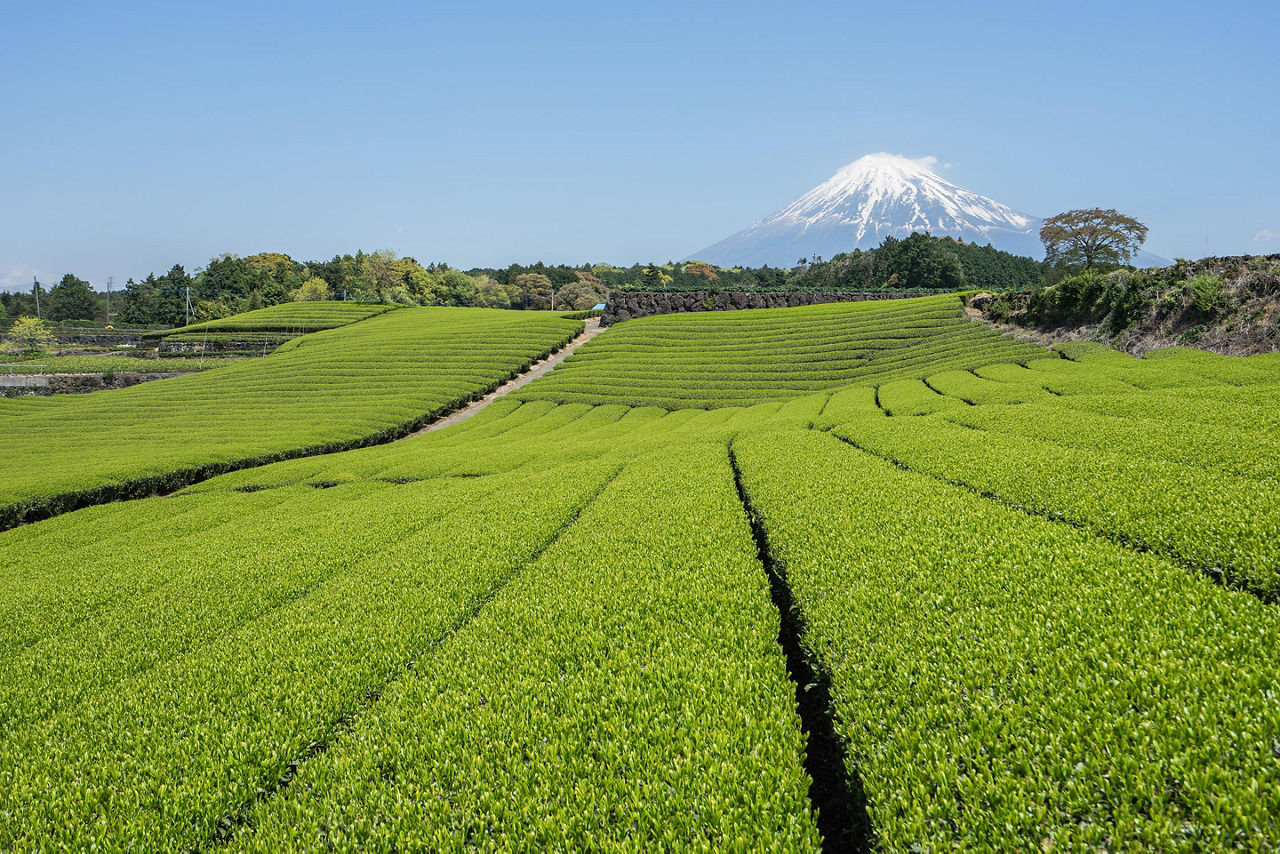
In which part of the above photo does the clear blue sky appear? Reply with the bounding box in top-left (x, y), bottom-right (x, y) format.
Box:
top-left (2, 0), bottom-right (1277, 289)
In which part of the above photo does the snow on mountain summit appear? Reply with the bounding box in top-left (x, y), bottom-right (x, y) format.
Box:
top-left (690, 153), bottom-right (1046, 267)
top-left (780, 153), bottom-right (1033, 236)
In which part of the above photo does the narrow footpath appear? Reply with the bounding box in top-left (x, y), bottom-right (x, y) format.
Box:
top-left (405, 317), bottom-right (604, 438)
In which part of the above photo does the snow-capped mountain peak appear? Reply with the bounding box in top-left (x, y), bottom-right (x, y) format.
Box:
top-left (690, 153), bottom-right (1045, 266)
top-left (778, 153), bottom-right (1033, 236)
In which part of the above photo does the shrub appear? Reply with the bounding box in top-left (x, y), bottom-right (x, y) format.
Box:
top-left (1187, 274), bottom-right (1225, 317)
top-left (985, 291), bottom-right (1030, 323)
top-left (1099, 270), bottom-right (1155, 334)
top-left (1179, 323), bottom-right (1208, 343)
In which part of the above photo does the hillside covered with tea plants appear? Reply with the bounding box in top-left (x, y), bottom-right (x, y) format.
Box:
top-left (1, 296), bottom-right (1276, 851)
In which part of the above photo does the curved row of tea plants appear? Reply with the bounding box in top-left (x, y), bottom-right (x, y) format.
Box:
top-left (2, 297), bottom-right (1277, 849)
top-left (0, 460), bottom-right (619, 848)
top-left (734, 427), bottom-right (1280, 850)
top-left (825, 349), bottom-right (1280, 600)
top-left (515, 294), bottom-right (1046, 409)
top-left (150, 301), bottom-right (398, 337)
top-left (231, 443), bottom-right (819, 850)
top-left (0, 308), bottom-right (583, 529)
top-left (0, 403), bottom-right (827, 849)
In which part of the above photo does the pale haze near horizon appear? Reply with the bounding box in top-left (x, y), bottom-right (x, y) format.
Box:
top-left (2, 0), bottom-right (1277, 290)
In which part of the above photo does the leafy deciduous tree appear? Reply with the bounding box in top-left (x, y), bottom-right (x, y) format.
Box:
top-left (554, 276), bottom-right (607, 310)
top-left (475, 276), bottom-right (526, 309)
top-left (512, 273), bottom-right (555, 309)
top-left (683, 261), bottom-right (719, 281)
top-left (884, 233), bottom-right (964, 290)
top-left (3, 316), bottom-right (57, 353)
top-left (435, 270), bottom-right (478, 306)
top-left (1040, 208), bottom-right (1149, 270)
top-left (641, 264), bottom-right (672, 289)
top-left (295, 277), bottom-right (331, 301)
top-left (201, 254), bottom-right (254, 300)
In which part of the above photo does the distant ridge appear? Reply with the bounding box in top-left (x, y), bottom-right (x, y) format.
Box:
top-left (691, 153), bottom-right (1167, 267)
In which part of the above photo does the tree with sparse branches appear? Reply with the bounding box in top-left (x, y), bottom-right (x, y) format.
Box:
top-left (1040, 208), bottom-right (1149, 270)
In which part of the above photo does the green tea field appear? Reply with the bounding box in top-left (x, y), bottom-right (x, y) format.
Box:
top-left (0, 307), bottom-right (583, 528)
top-left (2, 297), bottom-right (1277, 850)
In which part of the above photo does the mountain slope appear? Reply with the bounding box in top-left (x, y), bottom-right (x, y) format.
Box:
top-left (691, 153), bottom-right (1165, 267)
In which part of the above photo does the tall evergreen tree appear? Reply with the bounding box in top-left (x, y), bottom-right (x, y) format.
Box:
top-left (155, 265), bottom-right (194, 326)
top-left (201, 254), bottom-right (253, 300)
top-left (47, 274), bottom-right (99, 322)
top-left (116, 276), bottom-right (159, 326)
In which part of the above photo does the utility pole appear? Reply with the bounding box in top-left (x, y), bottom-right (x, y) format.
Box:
top-left (106, 276), bottom-right (113, 324)
top-left (32, 277), bottom-right (41, 320)
top-left (185, 286), bottom-right (191, 325)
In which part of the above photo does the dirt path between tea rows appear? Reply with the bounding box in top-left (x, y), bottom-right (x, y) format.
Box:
top-left (402, 317), bottom-right (604, 439)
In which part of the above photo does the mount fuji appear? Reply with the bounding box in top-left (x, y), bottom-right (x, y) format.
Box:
top-left (690, 153), bottom-right (1164, 267)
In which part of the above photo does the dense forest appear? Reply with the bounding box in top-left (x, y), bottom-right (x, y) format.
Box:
top-left (790, 233), bottom-right (1046, 293)
top-left (0, 235), bottom-right (1046, 328)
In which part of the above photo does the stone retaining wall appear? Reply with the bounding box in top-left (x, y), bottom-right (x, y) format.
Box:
top-left (157, 338), bottom-right (285, 355)
top-left (0, 371), bottom-right (189, 397)
top-left (601, 289), bottom-right (934, 325)
top-left (0, 332), bottom-right (151, 348)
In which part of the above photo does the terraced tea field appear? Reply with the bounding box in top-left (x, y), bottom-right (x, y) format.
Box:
top-left (0, 306), bottom-right (583, 528)
top-left (156, 301), bottom-right (399, 336)
top-left (152, 301), bottom-right (401, 351)
top-left (1, 295), bottom-right (1277, 850)
top-left (516, 294), bottom-right (1043, 409)
top-left (147, 300), bottom-right (394, 340)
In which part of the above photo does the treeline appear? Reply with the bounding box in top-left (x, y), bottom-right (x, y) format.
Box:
top-left (0, 275), bottom-right (103, 326)
top-left (0, 254), bottom-right (789, 328)
top-left (500, 236), bottom-right (1045, 296)
top-left (0, 251), bottom-right (613, 328)
top-left (1, 234), bottom-right (1047, 329)
top-left (478, 260), bottom-right (791, 293)
top-left (791, 233), bottom-right (1045, 292)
